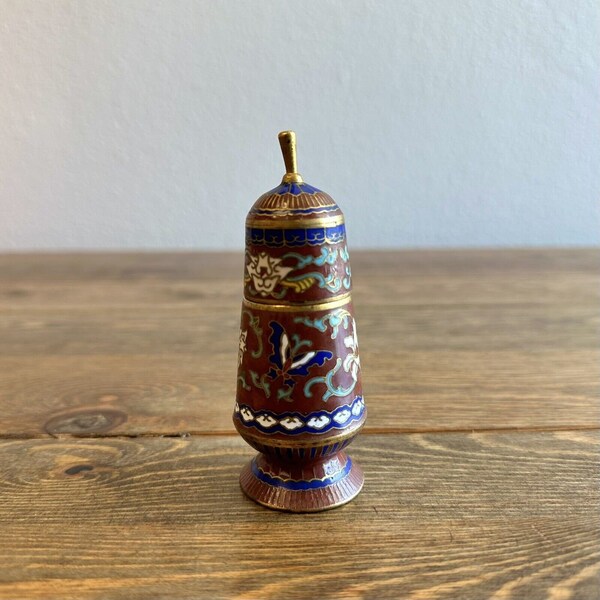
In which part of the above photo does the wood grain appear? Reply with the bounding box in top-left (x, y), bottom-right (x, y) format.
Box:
top-left (0, 432), bottom-right (598, 600)
top-left (0, 250), bottom-right (598, 598)
top-left (0, 250), bottom-right (598, 436)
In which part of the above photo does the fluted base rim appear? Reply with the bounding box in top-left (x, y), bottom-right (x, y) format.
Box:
top-left (239, 451), bottom-right (364, 513)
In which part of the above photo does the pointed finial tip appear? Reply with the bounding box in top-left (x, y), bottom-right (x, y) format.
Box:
top-left (278, 130), bottom-right (303, 183)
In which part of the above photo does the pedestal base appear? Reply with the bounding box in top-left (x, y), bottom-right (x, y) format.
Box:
top-left (239, 450), bottom-right (364, 512)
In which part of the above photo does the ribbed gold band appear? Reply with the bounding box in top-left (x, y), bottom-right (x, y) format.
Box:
top-left (242, 293), bottom-right (352, 313)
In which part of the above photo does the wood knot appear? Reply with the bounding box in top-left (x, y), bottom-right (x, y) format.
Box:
top-left (64, 464), bottom-right (94, 476)
top-left (45, 408), bottom-right (127, 435)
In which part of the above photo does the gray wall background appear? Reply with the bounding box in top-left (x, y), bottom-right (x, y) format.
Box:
top-left (1, 0), bottom-right (598, 250)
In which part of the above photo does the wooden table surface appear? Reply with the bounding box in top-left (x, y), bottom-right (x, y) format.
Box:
top-left (0, 249), bottom-right (598, 599)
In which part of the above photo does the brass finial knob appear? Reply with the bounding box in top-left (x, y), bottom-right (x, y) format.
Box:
top-left (278, 130), bottom-right (303, 184)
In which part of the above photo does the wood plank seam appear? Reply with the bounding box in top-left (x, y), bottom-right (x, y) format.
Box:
top-left (0, 425), bottom-right (598, 441)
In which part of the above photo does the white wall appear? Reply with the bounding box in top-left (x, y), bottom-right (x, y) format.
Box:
top-left (1, 0), bottom-right (598, 250)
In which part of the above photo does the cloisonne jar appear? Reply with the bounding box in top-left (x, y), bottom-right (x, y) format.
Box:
top-left (233, 131), bottom-right (366, 512)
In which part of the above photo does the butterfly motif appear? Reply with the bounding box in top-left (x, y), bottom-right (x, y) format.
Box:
top-left (267, 322), bottom-right (332, 390)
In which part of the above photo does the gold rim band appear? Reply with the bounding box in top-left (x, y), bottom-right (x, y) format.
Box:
top-left (246, 214), bottom-right (345, 229)
top-left (242, 293), bottom-right (351, 313)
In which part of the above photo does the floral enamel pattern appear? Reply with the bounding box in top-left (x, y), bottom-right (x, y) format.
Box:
top-left (236, 307), bottom-right (361, 406)
top-left (246, 252), bottom-right (293, 296)
top-left (244, 246), bottom-right (351, 300)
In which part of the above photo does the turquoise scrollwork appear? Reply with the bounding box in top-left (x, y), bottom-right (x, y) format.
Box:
top-left (293, 308), bottom-right (352, 339)
top-left (242, 309), bottom-right (263, 359)
top-left (249, 370), bottom-right (271, 398)
top-left (343, 265), bottom-right (351, 290)
top-left (238, 312), bottom-right (268, 395)
top-left (286, 271), bottom-right (343, 294)
top-left (237, 373), bottom-right (251, 391)
top-left (303, 317), bottom-right (360, 402)
top-left (282, 246), bottom-right (340, 268)
top-left (275, 245), bottom-right (351, 295)
top-left (304, 357), bottom-right (357, 401)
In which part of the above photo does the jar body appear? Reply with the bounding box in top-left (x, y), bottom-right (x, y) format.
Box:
top-left (233, 182), bottom-right (366, 511)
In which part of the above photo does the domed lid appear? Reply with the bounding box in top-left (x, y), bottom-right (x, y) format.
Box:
top-left (246, 131), bottom-right (344, 225)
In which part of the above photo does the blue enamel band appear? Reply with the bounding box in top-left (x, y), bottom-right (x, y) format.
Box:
top-left (234, 396), bottom-right (365, 435)
top-left (251, 457), bottom-right (352, 490)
